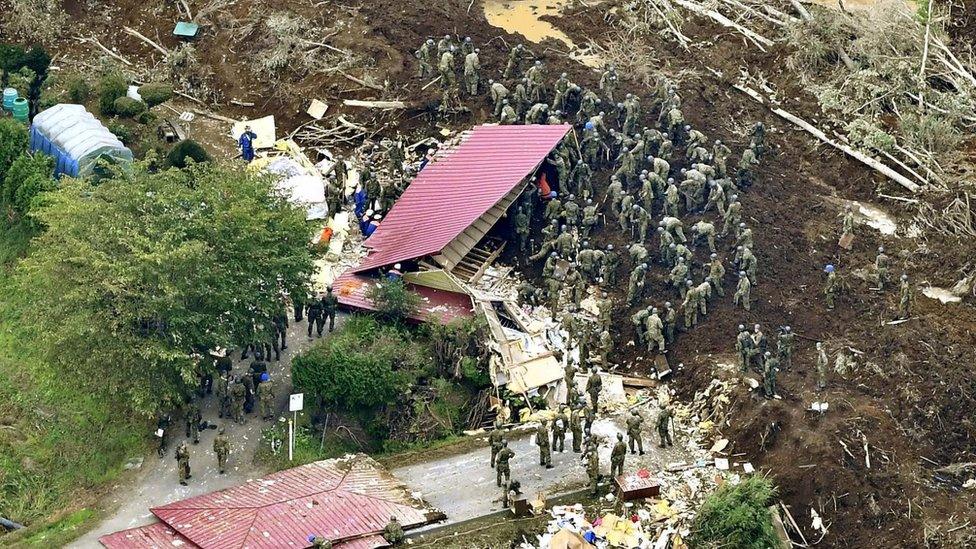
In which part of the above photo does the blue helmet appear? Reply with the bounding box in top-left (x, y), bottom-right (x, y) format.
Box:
top-left (824, 264), bottom-right (835, 273)
top-left (584, 121), bottom-right (595, 131)
top-left (260, 372), bottom-right (270, 382)
top-left (308, 535), bottom-right (317, 543)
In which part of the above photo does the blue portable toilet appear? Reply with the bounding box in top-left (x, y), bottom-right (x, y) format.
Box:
top-left (29, 104), bottom-right (133, 178)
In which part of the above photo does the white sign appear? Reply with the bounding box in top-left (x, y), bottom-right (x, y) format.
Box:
top-left (289, 393), bottom-right (304, 412)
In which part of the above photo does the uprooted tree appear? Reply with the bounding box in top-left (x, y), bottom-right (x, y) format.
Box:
top-left (10, 161), bottom-right (313, 414)
top-left (690, 475), bottom-right (780, 549)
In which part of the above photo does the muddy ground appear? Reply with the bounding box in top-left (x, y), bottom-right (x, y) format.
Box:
top-left (43, 0), bottom-right (976, 546)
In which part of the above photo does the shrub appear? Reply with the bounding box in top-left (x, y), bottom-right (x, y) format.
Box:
top-left (690, 476), bottom-right (780, 549)
top-left (291, 316), bottom-right (409, 412)
top-left (67, 75), bottom-right (92, 103)
top-left (23, 45), bottom-right (51, 76)
top-left (365, 278), bottom-right (420, 322)
top-left (112, 96), bottom-right (146, 118)
top-left (167, 140), bottom-right (211, 168)
top-left (106, 121), bottom-right (134, 145)
top-left (2, 0), bottom-right (67, 44)
top-left (7, 67), bottom-right (36, 98)
top-left (98, 73), bottom-right (128, 116)
top-left (2, 152), bottom-right (55, 218)
top-left (0, 118), bottom-right (29, 182)
top-left (138, 83), bottom-right (174, 108)
top-left (0, 44), bottom-right (27, 79)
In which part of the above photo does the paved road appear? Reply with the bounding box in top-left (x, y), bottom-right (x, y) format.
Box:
top-left (71, 314), bottom-right (347, 548)
top-left (394, 411), bottom-right (692, 524)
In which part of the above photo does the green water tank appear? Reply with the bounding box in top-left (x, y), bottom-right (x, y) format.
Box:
top-left (2, 88), bottom-right (17, 112)
top-left (12, 97), bottom-right (29, 122)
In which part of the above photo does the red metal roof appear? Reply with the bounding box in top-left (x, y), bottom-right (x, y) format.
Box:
top-left (144, 455), bottom-right (440, 549)
top-left (99, 521), bottom-right (197, 549)
top-left (99, 523), bottom-right (386, 549)
top-left (333, 271), bottom-right (474, 324)
top-left (352, 124), bottom-right (571, 273)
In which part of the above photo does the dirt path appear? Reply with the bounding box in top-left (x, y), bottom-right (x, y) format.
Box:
top-left (70, 314), bottom-right (349, 548)
top-left (394, 412), bottom-right (692, 526)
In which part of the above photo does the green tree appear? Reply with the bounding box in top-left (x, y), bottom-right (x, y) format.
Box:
top-left (0, 117), bottom-right (28, 181)
top-left (690, 476), bottom-right (780, 549)
top-left (2, 152), bottom-right (54, 217)
top-left (10, 161), bottom-right (314, 414)
top-left (291, 316), bottom-right (409, 412)
top-left (366, 278), bottom-right (420, 322)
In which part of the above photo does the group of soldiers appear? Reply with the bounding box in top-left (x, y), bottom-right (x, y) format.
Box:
top-left (416, 34), bottom-right (483, 111)
top-left (167, 286), bottom-right (345, 487)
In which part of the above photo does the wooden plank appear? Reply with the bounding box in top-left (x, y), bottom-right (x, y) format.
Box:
top-left (468, 241), bottom-right (507, 283)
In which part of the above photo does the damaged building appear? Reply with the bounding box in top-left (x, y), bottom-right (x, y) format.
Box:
top-left (334, 124), bottom-right (572, 401)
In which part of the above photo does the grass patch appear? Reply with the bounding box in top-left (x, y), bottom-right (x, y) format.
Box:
top-left (13, 508), bottom-right (95, 547)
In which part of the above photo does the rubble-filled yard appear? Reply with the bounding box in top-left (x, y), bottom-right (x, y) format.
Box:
top-left (2, 0), bottom-right (976, 546)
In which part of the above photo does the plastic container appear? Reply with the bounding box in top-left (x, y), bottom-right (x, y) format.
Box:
top-left (2, 88), bottom-right (17, 112)
top-left (12, 97), bottom-right (29, 122)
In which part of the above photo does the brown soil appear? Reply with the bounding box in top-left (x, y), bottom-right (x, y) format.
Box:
top-left (37, 0), bottom-right (976, 546)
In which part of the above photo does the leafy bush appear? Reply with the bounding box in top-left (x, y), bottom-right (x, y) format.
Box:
top-left (98, 73), bottom-right (128, 116)
top-left (0, 44), bottom-right (27, 78)
top-left (167, 139), bottom-right (211, 168)
top-left (23, 45), bottom-right (51, 76)
top-left (138, 82), bottom-right (174, 108)
top-left (67, 75), bottom-right (92, 103)
top-left (6, 66), bottom-right (35, 98)
top-left (690, 476), bottom-right (780, 549)
top-left (2, 152), bottom-right (54, 217)
top-left (106, 121), bottom-right (134, 145)
top-left (112, 96), bottom-right (146, 118)
top-left (365, 278), bottom-right (420, 322)
top-left (0, 118), bottom-right (29, 181)
top-left (291, 316), bottom-right (411, 412)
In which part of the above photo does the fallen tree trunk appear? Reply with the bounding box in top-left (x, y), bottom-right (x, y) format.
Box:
top-left (123, 26), bottom-right (170, 56)
top-left (730, 82), bottom-right (922, 193)
top-left (342, 99), bottom-right (407, 109)
top-left (671, 0), bottom-right (774, 51)
top-left (338, 70), bottom-right (384, 92)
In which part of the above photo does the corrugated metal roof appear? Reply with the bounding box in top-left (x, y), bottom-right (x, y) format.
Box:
top-left (333, 270), bottom-right (474, 324)
top-left (351, 124), bottom-right (571, 274)
top-left (99, 521), bottom-right (198, 548)
top-left (148, 455), bottom-right (440, 549)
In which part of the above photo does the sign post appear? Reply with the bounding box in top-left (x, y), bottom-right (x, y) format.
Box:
top-left (288, 393), bottom-right (304, 461)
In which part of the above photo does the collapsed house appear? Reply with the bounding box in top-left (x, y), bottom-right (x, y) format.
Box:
top-left (99, 454), bottom-right (442, 549)
top-left (334, 124), bottom-right (572, 398)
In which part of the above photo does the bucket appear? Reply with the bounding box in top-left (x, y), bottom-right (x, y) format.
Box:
top-left (2, 88), bottom-right (17, 112)
top-left (12, 97), bottom-right (29, 122)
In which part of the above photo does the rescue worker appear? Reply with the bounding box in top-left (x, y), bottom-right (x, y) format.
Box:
top-left (875, 246), bottom-right (890, 290)
top-left (586, 366), bottom-right (602, 411)
top-left (382, 516), bottom-right (405, 545)
top-left (898, 274), bottom-right (914, 318)
top-left (496, 440), bottom-right (514, 487)
top-left (602, 244), bottom-right (619, 285)
top-left (231, 376), bottom-right (246, 424)
top-left (322, 286), bottom-right (339, 333)
top-left (258, 372), bottom-right (275, 420)
top-left (463, 48), bottom-right (481, 95)
top-left (733, 271), bottom-right (752, 311)
top-left (587, 443), bottom-right (600, 495)
top-left (646, 308), bottom-right (666, 354)
top-left (415, 38), bottom-right (436, 78)
top-left (735, 324), bottom-right (754, 372)
top-left (213, 427), bottom-right (230, 474)
top-left (570, 404), bottom-right (583, 452)
top-left (552, 408), bottom-right (567, 453)
top-left (662, 302), bottom-right (677, 344)
top-left (626, 410), bottom-right (645, 455)
top-left (610, 433), bottom-right (626, 477)
top-left (824, 264), bottom-right (838, 309)
top-left (707, 253), bottom-right (726, 297)
top-left (537, 420), bottom-right (553, 468)
top-left (307, 297), bottom-right (323, 338)
top-left (816, 342), bottom-right (829, 391)
top-left (176, 440), bottom-right (191, 486)
top-left (238, 125), bottom-right (257, 162)
top-left (657, 406), bottom-right (673, 447)
top-left (216, 370), bottom-right (231, 419)
top-left (763, 352), bottom-right (778, 398)
top-left (627, 263), bottom-right (648, 306)
top-left (185, 401), bottom-right (201, 444)
top-left (504, 43), bottom-right (528, 79)
top-left (777, 326), bottom-right (795, 370)
top-left (489, 79), bottom-right (509, 117)
top-left (721, 194), bottom-right (742, 237)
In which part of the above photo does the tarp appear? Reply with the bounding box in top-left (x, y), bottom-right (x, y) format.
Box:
top-left (30, 104), bottom-right (133, 178)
